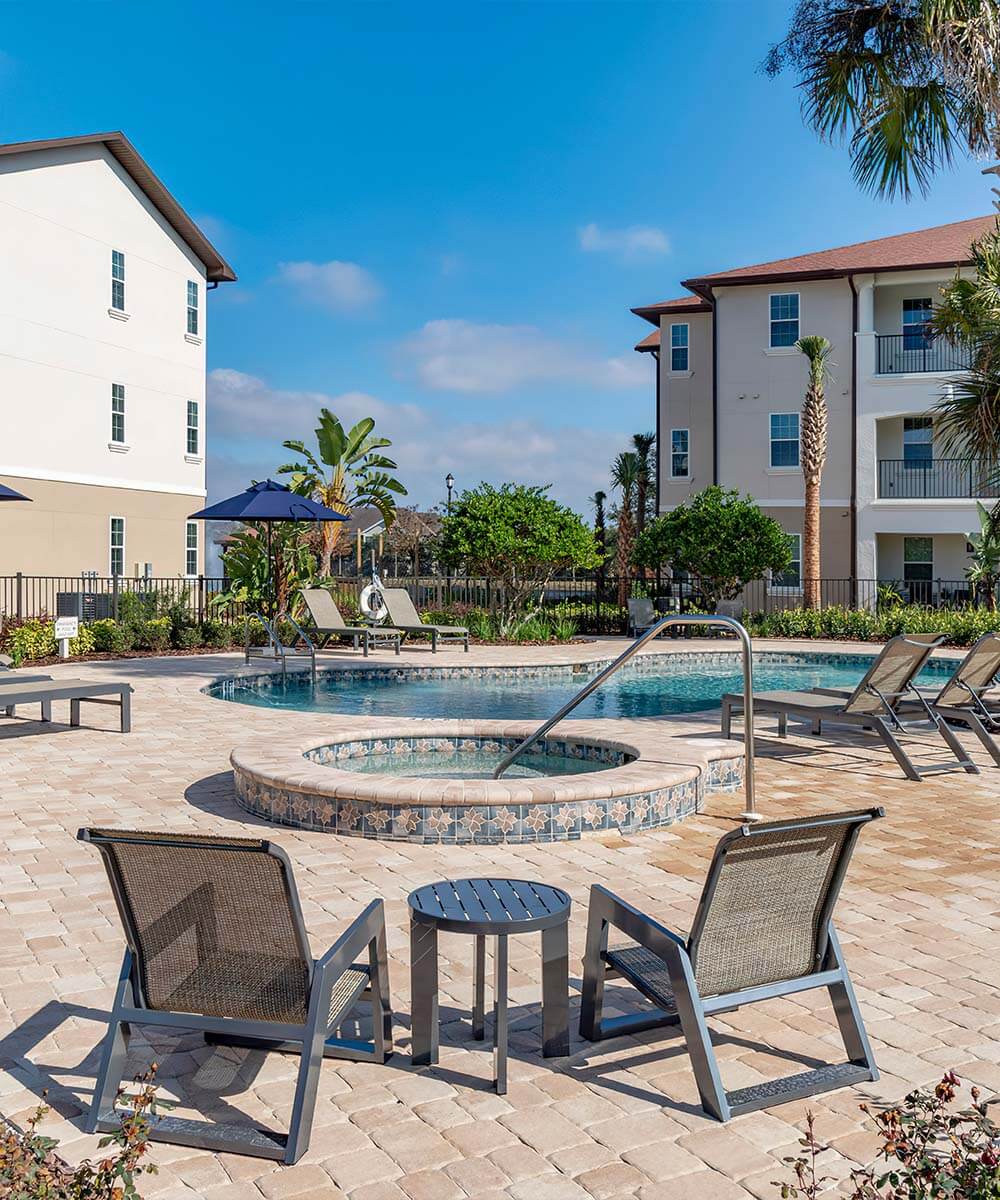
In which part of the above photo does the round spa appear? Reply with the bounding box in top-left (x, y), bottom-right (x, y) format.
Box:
top-left (231, 724), bottom-right (744, 845)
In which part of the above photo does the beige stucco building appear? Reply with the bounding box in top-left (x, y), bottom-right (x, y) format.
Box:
top-left (633, 215), bottom-right (995, 605)
top-left (0, 132), bottom-right (235, 581)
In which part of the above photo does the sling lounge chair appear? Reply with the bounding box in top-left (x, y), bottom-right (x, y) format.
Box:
top-left (627, 598), bottom-right (658, 637)
top-left (579, 808), bottom-right (883, 1120)
top-left (382, 588), bottom-right (469, 652)
top-left (721, 634), bottom-right (977, 781)
top-left (301, 588), bottom-right (400, 656)
top-left (78, 829), bottom-right (393, 1164)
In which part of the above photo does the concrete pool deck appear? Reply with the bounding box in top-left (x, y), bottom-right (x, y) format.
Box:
top-left (1, 636), bottom-right (998, 1200)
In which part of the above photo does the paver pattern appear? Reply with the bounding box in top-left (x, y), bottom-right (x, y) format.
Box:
top-left (1, 637), bottom-right (998, 1200)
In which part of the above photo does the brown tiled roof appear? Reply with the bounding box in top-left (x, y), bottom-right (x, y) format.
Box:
top-left (631, 294), bottom-right (712, 326)
top-left (634, 329), bottom-right (660, 353)
top-left (0, 131), bottom-right (236, 282)
top-left (683, 214), bottom-right (995, 292)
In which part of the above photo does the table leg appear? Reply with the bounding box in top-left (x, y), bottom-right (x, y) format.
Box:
top-left (473, 934), bottom-right (486, 1040)
top-left (541, 921), bottom-right (570, 1057)
top-left (410, 918), bottom-right (439, 1066)
top-left (494, 933), bottom-right (508, 1094)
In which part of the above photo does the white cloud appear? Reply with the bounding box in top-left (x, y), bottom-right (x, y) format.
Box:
top-left (398, 318), bottom-right (647, 394)
top-left (578, 222), bottom-right (670, 260)
top-left (207, 368), bottom-right (623, 515)
top-left (276, 259), bottom-right (383, 311)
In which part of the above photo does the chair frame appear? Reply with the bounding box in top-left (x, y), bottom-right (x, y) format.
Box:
top-left (79, 830), bottom-right (392, 1164)
top-left (300, 588), bottom-right (401, 657)
top-left (579, 809), bottom-right (883, 1121)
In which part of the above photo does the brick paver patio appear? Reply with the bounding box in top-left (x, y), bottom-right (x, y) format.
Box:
top-left (1, 637), bottom-right (998, 1199)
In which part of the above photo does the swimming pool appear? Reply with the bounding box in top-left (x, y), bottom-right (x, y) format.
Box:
top-left (209, 650), bottom-right (953, 720)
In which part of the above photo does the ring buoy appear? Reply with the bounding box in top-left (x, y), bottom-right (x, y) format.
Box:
top-left (360, 584), bottom-right (388, 623)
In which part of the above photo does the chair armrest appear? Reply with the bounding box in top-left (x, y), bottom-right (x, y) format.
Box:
top-left (589, 885), bottom-right (687, 957)
top-left (315, 899), bottom-right (385, 981)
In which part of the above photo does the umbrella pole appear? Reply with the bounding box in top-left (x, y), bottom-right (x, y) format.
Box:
top-left (267, 522), bottom-right (274, 620)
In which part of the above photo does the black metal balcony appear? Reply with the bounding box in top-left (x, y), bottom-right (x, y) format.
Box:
top-left (875, 333), bottom-right (972, 374)
top-left (877, 458), bottom-right (1000, 499)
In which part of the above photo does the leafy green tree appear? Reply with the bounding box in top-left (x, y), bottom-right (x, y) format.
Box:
top-left (633, 486), bottom-right (792, 610)
top-left (764, 0), bottom-right (1000, 200)
top-left (438, 483), bottom-right (600, 634)
top-left (279, 409), bottom-right (407, 575)
top-left (796, 335), bottom-right (834, 610)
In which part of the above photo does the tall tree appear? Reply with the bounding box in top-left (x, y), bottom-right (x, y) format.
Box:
top-left (795, 336), bottom-right (833, 609)
top-left (611, 452), bottom-right (641, 608)
top-left (764, 0), bottom-right (1000, 200)
top-left (279, 410), bottom-right (407, 576)
top-left (590, 490), bottom-right (608, 560)
top-left (632, 432), bottom-right (657, 535)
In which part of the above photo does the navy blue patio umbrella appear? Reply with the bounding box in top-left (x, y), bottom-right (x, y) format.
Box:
top-left (189, 479), bottom-right (348, 616)
top-left (0, 483), bottom-right (32, 502)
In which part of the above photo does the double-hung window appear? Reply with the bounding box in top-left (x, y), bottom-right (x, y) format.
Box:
top-left (903, 535), bottom-right (933, 603)
top-left (903, 416), bottom-right (933, 466)
top-left (769, 293), bottom-right (799, 347)
top-left (111, 250), bottom-right (126, 311)
top-left (186, 401), bottom-right (200, 455)
top-left (902, 298), bottom-right (932, 350)
top-left (185, 521), bottom-right (199, 576)
top-left (670, 428), bottom-right (689, 478)
top-left (110, 517), bottom-right (125, 576)
top-left (769, 413), bottom-right (800, 468)
top-left (772, 532), bottom-right (802, 589)
top-left (111, 383), bottom-right (125, 444)
top-left (186, 280), bottom-right (199, 335)
top-left (669, 323), bottom-right (689, 372)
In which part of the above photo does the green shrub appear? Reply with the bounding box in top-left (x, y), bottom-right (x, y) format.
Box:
top-left (137, 616), bottom-right (172, 652)
top-left (746, 604), bottom-right (1000, 647)
top-left (174, 625), bottom-right (203, 650)
top-left (88, 619), bottom-right (135, 654)
top-left (201, 619), bottom-right (234, 649)
top-left (69, 624), bottom-right (96, 656)
top-left (3, 619), bottom-right (57, 664)
top-left (550, 616), bottom-right (579, 641)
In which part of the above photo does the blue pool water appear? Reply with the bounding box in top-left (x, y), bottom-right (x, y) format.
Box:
top-left (209, 652), bottom-right (951, 721)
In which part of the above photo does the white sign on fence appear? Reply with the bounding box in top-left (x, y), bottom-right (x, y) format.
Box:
top-left (54, 617), bottom-right (79, 640)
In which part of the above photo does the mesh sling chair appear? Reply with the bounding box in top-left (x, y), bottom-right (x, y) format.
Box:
top-left (79, 829), bottom-right (392, 1163)
top-left (721, 633), bottom-right (978, 781)
top-left (381, 589), bottom-right (469, 652)
top-left (580, 808), bottom-right (883, 1120)
top-left (301, 587), bottom-right (401, 656)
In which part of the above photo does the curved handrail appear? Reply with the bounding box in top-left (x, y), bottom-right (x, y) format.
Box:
top-left (244, 610), bottom-right (317, 681)
top-left (492, 613), bottom-right (758, 820)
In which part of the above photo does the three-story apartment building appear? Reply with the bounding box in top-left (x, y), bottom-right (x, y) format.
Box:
top-left (633, 215), bottom-right (994, 603)
top-left (0, 131), bottom-right (235, 578)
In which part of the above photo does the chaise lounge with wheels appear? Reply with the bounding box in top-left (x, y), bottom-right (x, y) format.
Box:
top-left (721, 633), bottom-right (977, 781)
top-left (382, 587), bottom-right (469, 652)
top-left (0, 678), bottom-right (132, 730)
top-left (78, 828), bottom-right (393, 1164)
top-left (579, 808), bottom-right (883, 1120)
top-left (301, 587), bottom-right (401, 656)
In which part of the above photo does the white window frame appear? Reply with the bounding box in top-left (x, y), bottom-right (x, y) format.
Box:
top-left (109, 516), bottom-right (125, 577)
top-left (769, 292), bottom-right (800, 349)
top-left (902, 297), bottom-right (933, 349)
top-left (770, 531), bottom-right (802, 592)
top-left (186, 400), bottom-right (200, 456)
top-left (186, 280), bottom-right (199, 336)
top-left (669, 323), bottom-right (689, 373)
top-left (185, 521), bottom-right (199, 577)
top-left (110, 383), bottom-right (126, 445)
top-left (669, 428), bottom-right (690, 479)
top-left (769, 411), bottom-right (800, 470)
top-left (903, 415), bottom-right (933, 465)
top-left (111, 250), bottom-right (126, 312)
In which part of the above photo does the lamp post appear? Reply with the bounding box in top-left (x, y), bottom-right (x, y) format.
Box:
top-left (445, 473), bottom-right (455, 604)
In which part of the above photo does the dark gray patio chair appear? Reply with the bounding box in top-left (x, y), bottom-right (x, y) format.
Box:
top-left (301, 587), bottom-right (401, 656)
top-left (721, 633), bottom-right (977, 780)
top-left (382, 588), bottom-right (469, 652)
top-left (78, 829), bottom-right (392, 1163)
top-left (627, 598), bottom-right (658, 637)
top-left (580, 808), bottom-right (883, 1121)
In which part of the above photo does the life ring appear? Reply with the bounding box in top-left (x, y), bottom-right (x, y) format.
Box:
top-left (360, 583), bottom-right (388, 623)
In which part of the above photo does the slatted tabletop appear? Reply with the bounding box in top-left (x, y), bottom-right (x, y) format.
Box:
top-left (408, 877), bottom-right (571, 934)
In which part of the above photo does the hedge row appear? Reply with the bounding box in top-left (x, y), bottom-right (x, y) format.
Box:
top-left (745, 604), bottom-right (1000, 646)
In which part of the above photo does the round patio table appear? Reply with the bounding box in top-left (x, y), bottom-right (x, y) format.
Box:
top-left (408, 878), bottom-right (571, 1093)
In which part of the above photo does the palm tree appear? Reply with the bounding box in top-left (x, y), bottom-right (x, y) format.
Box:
top-left (763, 0), bottom-right (1000, 200)
top-left (632, 431), bottom-right (656, 535)
top-left (795, 335), bottom-right (833, 610)
top-left (590, 490), bottom-right (608, 558)
top-left (611, 452), bottom-right (641, 609)
top-left (279, 410), bottom-right (407, 576)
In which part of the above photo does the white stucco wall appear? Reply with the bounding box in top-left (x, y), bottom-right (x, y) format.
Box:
top-left (657, 311), bottom-right (713, 507)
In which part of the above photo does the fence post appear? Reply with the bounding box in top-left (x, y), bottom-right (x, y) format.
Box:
top-left (15, 572), bottom-right (23, 620)
top-left (198, 575), bottom-right (205, 624)
top-left (112, 574), bottom-right (119, 621)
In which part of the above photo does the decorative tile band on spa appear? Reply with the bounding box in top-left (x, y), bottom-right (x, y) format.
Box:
top-left (303, 734), bottom-right (633, 767)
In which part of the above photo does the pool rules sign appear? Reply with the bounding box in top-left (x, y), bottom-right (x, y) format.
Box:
top-left (54, 616), bottom-right (78, 658)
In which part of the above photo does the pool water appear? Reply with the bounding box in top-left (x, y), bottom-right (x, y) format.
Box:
top-left (210, 652), bottom-right (950, 720)
top-left (333, 747), bottom-right (615, 779)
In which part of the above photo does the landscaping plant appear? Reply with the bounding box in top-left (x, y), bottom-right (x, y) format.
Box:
top-left (611, 451), bottom-right (641, 609)
top-left (795, 334), bottom-right (833, 610)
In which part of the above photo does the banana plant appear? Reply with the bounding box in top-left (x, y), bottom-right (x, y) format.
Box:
top-left (279, 409), bottom-right (407, 575)
top-left (966, 500), bottom-right (1000, 611)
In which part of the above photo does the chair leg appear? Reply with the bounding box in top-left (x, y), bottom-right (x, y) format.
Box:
top-left (720, 699), bottom-right (733, 740)
top-left (777, 712), bottom-right (787, 737)
top-left (932, 714), bottom-right (979, 773)
top-left (872, 718), bottom-right (922, 781)
top-left (662, 950), bottom-right (731, 1122)
top-left (826, 929), bottom-right (878, 1081)
top-left (120, 690), bottom-right (131, 734)
top-left (961, 713), bottom-right (1000, 766)
top-left (284, 1024), bottom-right (325, 1164)
top-left (369, 926), bottom-right (393, 1062)
top-left (579, 903), bottom-right (610, 1041)
top-left (88, 953), bottom-right (136, 1132)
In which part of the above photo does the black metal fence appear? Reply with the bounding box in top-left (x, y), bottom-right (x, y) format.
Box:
top-left (877, 458), bottom-right (1000, 500)
top-left (875, 333), bottom-right (972, 375)
top-left (0, 574), bottom-right (231, 624)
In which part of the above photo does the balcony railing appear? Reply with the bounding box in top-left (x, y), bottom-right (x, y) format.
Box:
top-left (875, 333), bottom-right (972, 375)
top-left (877, 458), bottom-right (1000, 499)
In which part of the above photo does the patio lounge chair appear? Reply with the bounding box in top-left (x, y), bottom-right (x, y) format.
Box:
top-left (627, 598), bottom-right (658, 637)
top-left (721, 634), bottom-right (977, 781)
top-left (0, 652), bottom-right (53, 711)
top-left (78, 829), bottom-right (393, 1164)
top-left (382, 588), bottom-right (469, 652)
top-left (0, 678), bottom-right (132, 731)
top-left (301, 587), bottom-right (401, 656)
top-left (579, 808), bottom-right (883, 1120)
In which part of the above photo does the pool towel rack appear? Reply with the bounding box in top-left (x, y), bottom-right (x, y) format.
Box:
top-left (492, 614), bottom-right (758, 820)
top-left (244, 612), bottom-right (317, 682)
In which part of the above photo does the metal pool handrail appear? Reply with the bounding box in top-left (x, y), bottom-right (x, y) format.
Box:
top-left (244, 611), bottom-right (317, 682)
top-left (492, 614), bottom-right (759, 820)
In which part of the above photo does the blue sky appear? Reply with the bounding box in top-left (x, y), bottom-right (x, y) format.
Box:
top-left (2, 1), bottom-right (994, 515)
